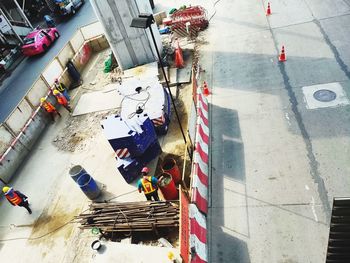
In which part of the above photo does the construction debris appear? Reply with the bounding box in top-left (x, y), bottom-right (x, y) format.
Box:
top-left (75, 201), bottom-right (179, 234)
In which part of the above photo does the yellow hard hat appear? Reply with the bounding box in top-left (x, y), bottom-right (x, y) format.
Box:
top-left (53, 89), bottom-right (60, 95)
top-left (2, 186), bottom-right (10, 193)
top-left (40, 97), bottom-right (46, 103)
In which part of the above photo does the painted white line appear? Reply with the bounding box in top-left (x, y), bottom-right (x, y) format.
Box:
top-left (311, 197), bottom-right (319, 222)
top-left (285, 112), bottom-right (291, 126)
top-left (305, 185), bottom-right (309, 190)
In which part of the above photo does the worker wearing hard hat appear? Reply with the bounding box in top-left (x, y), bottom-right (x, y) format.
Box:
top-left (54, 79), bottom-right (70, 101)
top-left (3, 186), bottom-right (32, 214)
top-left (40, 97), bottom-right (61, 122)
top-left (53, 89), bottom-right (72, 113)
top-left (137, 167), bottom-right (160, 201)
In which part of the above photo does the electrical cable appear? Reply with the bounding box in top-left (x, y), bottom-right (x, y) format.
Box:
top-left (208, 0), bottom-right (223, 22)
top-left (118, 86), bottom-right (152, 119)
top-left (0, 189), bottom-right (138, 243)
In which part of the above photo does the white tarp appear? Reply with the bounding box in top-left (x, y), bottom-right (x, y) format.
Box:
top-left (117, 77), bottom-right (165, 120)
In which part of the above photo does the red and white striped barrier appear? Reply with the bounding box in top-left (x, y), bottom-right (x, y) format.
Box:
top-left (190, 204), bottom-right (208, 263)
top-left (191, 91), bottom-right (209, 215)
top-left (115, 148), bottom-right (131, 159)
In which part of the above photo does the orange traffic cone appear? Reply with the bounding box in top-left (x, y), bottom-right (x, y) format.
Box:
top-left (203, 81), bottom-right (210, 96)
top-left (266, 3), bottom-right (271, 16)
top-left (279, 46), bottom-right (286, 62)
top-left (175, 41), bottom-right (184, 68)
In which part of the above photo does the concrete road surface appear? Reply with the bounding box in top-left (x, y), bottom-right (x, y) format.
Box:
top-left (201, 0), bottom-right (350, 262)
top-left (0, 0), bottom-right (96, 123)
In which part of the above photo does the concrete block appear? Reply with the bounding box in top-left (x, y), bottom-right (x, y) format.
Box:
top-left (58, 43), bottom-right (75, 68)
top-left (42, 59), bottom-right (64, 86)
top-left (5, 99), bottom-right (32, 134)
top-left (80, 21), bottom-right (104, 40)
top-left (70, 30), bottom-right (85, 53)
top-left (0, 125), bottom-right (13, 153)
top-left (27, 77), bottom-right (49, 107)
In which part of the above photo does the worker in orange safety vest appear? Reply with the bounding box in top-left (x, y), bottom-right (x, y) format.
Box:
top-left (137, 167), bottom-right (160, 201)
top-left (3, 186), bottom-right (32, 214)
top-left (40, 97), bottom-right (61, 121)
top-left (53, 89), bottom-right (72, 112)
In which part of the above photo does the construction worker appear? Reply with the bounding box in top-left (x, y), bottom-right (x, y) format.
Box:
top-left (137, 167), bottom-right (160, 201)
top-left (40, 97), bottom-right (61, 121)
top-left (3, 186), bottom-right (32, 214)
top-left (53, 89), bottom-right (72, 113)
top-left (54, 79), bottom-right (70, 101)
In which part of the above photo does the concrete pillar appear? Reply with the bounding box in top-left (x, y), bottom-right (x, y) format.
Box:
top-left (90, 0), bottom-right (162, 71)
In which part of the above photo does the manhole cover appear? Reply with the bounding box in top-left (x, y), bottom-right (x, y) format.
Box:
top-left (313, 89), bottom-right (337, 102)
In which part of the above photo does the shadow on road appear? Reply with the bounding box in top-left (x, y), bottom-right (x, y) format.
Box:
top-left (209, 103), bottom-right (251, 263)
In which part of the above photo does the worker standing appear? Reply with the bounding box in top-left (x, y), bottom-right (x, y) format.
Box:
top-left (53, 89), bottom-right (72, 113)
top-left (137, 167), bottom-right (160, 201)
top-left (54, 79), bottom-right (70, 101)
top-left (44, 15), bottom-right (55, 28)
top-left (40, 97), bottom-right (61, 121)
top-left (3, 186), bottom-right (32, 214)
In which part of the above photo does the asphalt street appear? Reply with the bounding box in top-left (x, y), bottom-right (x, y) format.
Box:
top-left (202, 0), bottom-right (350, 262)
top-left (0, 0), bottom-right (96, 123)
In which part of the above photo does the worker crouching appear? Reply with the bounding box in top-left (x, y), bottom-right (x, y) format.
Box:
top-left (137, 167), bottom-right (160, 201)
top-left (53, 89), bottom-right (72, 113)
top-left (3, 186), bottom-right (32, 214)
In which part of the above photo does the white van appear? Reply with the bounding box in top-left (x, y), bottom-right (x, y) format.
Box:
top-left (56, 0), bottom-right (84, 16)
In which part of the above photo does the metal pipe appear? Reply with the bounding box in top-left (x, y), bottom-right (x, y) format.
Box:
top-left (13, 0), bottom-right (33, 30)
top-left (0, 8), bottom-right (23, 44)
top-left (148, 26), bottom-right (192, 161)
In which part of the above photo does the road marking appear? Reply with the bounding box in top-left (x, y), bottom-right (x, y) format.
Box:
top-left (311, 197), bottom-right (319, 222)
top-left (305, 185), bottom-right (309, 190)
top-left (285, 112), bottom-right (291, 126)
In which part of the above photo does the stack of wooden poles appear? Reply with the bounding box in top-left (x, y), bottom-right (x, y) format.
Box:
top-left (75, 201), bottom-right (179, 233)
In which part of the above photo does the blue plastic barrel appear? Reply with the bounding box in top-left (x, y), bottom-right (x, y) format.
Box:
top-left (69, 165), bottom-right (101, 200)
top-left (69, 165), bottom-right (86, 182)
top-left (77, 173), bottom-right (101, 200)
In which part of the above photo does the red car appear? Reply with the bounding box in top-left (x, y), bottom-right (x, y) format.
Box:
top-left (21, 28), bottom-right (60, 56)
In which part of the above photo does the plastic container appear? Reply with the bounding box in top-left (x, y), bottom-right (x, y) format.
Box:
top-left (76, 173), bottom-right (101, 200)
top-left (161, 158), bottom-right (181, 184)
top-left (158, 172), bottom-right (178, 200)
top-left (69, 165), bottom-right (87, 182)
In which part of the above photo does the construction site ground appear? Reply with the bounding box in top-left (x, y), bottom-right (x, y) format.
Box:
top-left (0, 45), bottom-right (192, 262)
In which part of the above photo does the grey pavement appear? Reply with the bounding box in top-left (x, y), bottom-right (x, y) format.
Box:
top-left (202, 0), bottom-right (350, 262)
top-left (0, 0), bottom-right (96, 123)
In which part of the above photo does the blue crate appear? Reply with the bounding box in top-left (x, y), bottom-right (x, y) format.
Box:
top-left (116, 139), bottom-right (162, 183)
top-left (116, 157), bottom-right (143, 183)
top-left (101, 113), bottom-right (158, 158)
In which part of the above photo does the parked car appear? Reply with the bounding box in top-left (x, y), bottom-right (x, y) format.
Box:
top-left (55, 0), bottom-right (84, 16)
top-left (21, 28), bottom-right (60, 56)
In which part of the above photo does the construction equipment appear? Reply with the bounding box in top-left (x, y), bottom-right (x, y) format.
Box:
top-left (75, 201), bottom-right (179, 234)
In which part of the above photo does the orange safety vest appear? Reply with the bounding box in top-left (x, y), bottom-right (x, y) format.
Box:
top-left (5, 192), bottom-right (22, 205)
top-left (43, 102), bottom-right (55, 112)
top-left (56, 94), bottom-right (67, 106)
top-left (141, 176), bottom-right (156, 194)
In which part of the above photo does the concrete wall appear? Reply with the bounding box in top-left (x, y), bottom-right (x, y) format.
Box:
top-left (90, 0), bottom-right (161, 70)
top-left (0, 22), bottom-right (109, 183)
top-left (0, 109), bottom-right (48, 182)
top-left (0, 125), bottom-right (13, 154)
